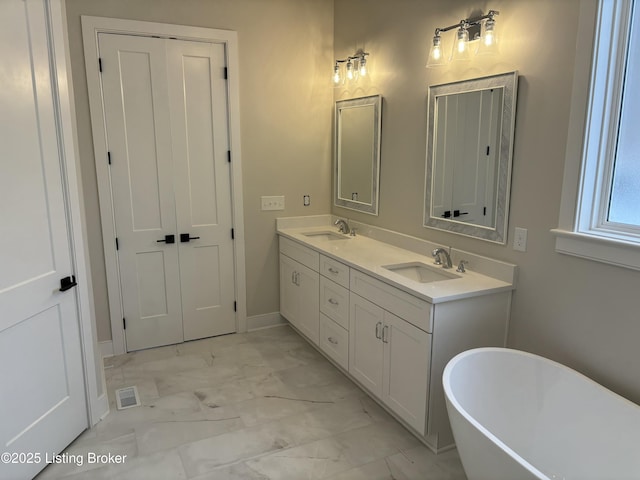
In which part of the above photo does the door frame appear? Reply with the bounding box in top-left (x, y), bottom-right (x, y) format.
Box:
top-left (82, 16), bottom-right (247, 355)
top-left (45, 0), bottom-right (108, 425)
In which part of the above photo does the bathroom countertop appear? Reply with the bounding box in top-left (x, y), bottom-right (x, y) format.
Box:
top-left (277, 225), bottom-right (515, 304)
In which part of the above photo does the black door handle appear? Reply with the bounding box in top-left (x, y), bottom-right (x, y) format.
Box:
top-left (157, 234), bottom-right (175, 244)
top-left (180, 233), bottom-right (201, 243)
top-left (60, 275), bottom-right (78, 292)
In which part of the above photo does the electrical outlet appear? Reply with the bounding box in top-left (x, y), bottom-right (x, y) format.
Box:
top-left (261, 195), bottom-right (285, 211)
top-left (303, 195), bottom-right (310, 206)
top-left (513, 227), bottom-right (528, 252)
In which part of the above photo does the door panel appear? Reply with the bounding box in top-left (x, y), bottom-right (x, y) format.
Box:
top-left (383, 311), bottom-right (431, 434)
top-left (136, 251), bottom-right (171, 318)
top-left (279, 256), bottom-right (298, 326)
top-left (0, 1), bottom-right (87, 477)
top-left (99, 33), bottom-right (184, 351)
top-left (349, 294), bottom-right (384, 397)
top-left (99, 34), bottom-right (236, 350)
top-left (167, 40), bottom-right (236, 341)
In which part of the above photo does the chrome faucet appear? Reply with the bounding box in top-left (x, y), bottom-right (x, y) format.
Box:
top-left (432, 247), bottom-right (453, 269)
top-left (334, 219), bottom-right (350, 234)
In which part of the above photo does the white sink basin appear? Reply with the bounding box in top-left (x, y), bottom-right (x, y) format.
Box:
top-left (383, 262), bottom-right (460, 283)
top-left (302, 230), bottom-right (350, 241)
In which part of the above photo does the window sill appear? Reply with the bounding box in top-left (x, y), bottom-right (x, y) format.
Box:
top-left (551, 229), bottom-right (640, 271)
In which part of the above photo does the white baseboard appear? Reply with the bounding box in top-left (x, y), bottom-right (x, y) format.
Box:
top-left (247, 312), bottom-right (286, 331)
top-left (98, 315), bottom-right (286, 354)
top-left (99, 340), bottom-right (114, 358)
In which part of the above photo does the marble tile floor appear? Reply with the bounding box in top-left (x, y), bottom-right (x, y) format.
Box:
top-left (37, 325), bottom-right (467, 480)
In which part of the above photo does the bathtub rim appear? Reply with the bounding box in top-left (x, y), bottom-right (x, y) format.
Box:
top-left (442, 346), bottom-right (640, 480)
top-left (443, 347), bottom-right (549, 479)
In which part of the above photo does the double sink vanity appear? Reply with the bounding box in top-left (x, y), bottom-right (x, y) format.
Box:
top-left (276, 70), bottom-right (520, 451)
top-left (277, 215), bottom-right (516, 452)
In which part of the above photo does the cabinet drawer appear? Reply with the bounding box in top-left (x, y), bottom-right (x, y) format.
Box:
top-left (320, 255), bottom-right (349, 288)
top-left (350, 269), bottom-right (432, 333)
top-left (319, 313), bottom-right (349, 371)
top-left (320, 276), bottom-right (349, 330)
top-left (279, 236), bottom-right (319, 272)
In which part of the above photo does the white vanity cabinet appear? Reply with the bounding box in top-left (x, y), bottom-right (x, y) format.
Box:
top-left (279, 238), bottom-right (320, 345)
top-left (349, 287), bottom-right (431, 435)
top-left (318, 255), bottom-right (350, 370)
top-left (277, 231), bottom-right (512, 452)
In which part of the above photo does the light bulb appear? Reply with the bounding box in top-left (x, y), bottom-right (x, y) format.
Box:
top-left (359, 57), bottom-right (367, 76)
top-left (451, 26), bottom-right (470, 61)
top-left (426, 34), bottom-right (446, 67)
top-left (346, 60), bottom-right (354, 80)
top-left (457, 28), bottom-right (468, 53)
top-left (477, 16), bottom-right (499, 56)
top-left (483, 18), bottom-right (495, 46)
top-left (333, 64), bottom-right (341, 84)
top-left (433, 45), bottom-right (441, 60)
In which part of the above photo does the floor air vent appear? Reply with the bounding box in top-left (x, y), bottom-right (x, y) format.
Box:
top-left (115, 386), bottom-right (141, 410)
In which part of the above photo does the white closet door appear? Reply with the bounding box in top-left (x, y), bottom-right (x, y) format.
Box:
top-left (0, 1), bottom-right (87, 477)
top-left (99, 33), bottom-right (183, 351)
top-left (167, 40), bottom-right (236, 340)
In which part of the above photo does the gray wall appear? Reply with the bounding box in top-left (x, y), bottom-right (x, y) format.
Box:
top-left (65, 0), bottom-right (334, 342)
top-left (67, 0), bottom-right (640, 407)
top-left (334, 0), bottom-right (640, 403)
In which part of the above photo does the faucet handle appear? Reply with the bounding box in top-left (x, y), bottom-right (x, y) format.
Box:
top-left (456, 260), bottom-right (469, 273)
top-left (432, 249), bottom-right (442, 265)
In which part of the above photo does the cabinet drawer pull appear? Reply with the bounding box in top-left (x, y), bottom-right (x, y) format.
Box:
top-left (375, 322), bottom-right (382, 339)
top-left (328, 336), bottom-right (338, 345)
top-left (328, 298), bottom-right (339, 306)
top-left (291, 271), bottom-right (296, 284)
top-left (328, 267), bottom-right (339, 275)
top-left (382, 325), bottom-right (389, 343)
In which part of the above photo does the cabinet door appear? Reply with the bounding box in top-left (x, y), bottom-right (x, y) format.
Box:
top-left (279, 254), bottom-right (299, 327)
top-left (349, 294), bottom-right (384, 397)
top-left (382, 311), bottom-right (431, 434)
top-left (295, 261), bottom-right (320, 345)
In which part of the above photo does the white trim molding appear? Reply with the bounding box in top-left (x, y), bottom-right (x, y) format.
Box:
top-left (247, 313), bottom-right (287, 331)
top-left (49, 0), bottom-right (108, 425)
top-left (81, 16), bottom-right (247, 355)
top-left (554, 0), bottom-right (640, 271)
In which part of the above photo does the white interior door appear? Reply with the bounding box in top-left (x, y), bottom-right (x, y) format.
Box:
top-left (98, 34), bottom-right (236, 351)
top-left (167, 40), bottom-right (236, 340)
top-left (0, 1), bottom-right (87, 478)
top-left (99, 33), bottom-right (183, 351)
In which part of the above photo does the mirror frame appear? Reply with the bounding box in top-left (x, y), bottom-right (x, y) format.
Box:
top-left (424, 71), bottom-right (518, 243)
top-left (334, 94), bottom-right (382, 215)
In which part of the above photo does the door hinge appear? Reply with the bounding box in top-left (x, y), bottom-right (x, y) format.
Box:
top-left (99, 57), bottom-right (103, 73)
top-left (108, 151), bottom-right (111, 165)
top-left (486, 145), bottom-right (490, 155)
top-left (483, 206), bottom-right (487, 216)
top-left (234, 301), bottom-right (237, 312)
top-left (123, 317), bottom-right (126, 329)
top-left (227, 150), bottom-right (231, 163)
top-left (115, 237), bottom-right (119, 250)
top-left (224, 67), bottom-right (228, 79)
top-left (231, 228), bottom-right (235, 240)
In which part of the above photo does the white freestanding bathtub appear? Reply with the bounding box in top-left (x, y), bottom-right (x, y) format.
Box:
top-left (443, 347), bottom-right (640, 480)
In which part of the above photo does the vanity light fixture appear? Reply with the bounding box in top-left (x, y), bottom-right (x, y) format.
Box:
top-left (426, 10), bottom-right (499, 67)
top-left (333, 50), bottom-right (370, 86)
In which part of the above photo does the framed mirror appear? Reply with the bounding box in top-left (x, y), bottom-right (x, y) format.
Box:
top-left (335, 95), bottom-right (382, 215)
top-left (424, 71), bottom-right (518, 243)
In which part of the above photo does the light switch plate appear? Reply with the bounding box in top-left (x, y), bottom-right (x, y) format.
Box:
top-left (513, 227), bottom-right (528, 252)
top-left (261, 195), bottom-right (285, 211)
